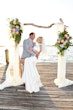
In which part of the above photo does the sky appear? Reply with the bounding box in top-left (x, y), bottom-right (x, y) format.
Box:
top-left (0, 0), bottom-right (73, 46)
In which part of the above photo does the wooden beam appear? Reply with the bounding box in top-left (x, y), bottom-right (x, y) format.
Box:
top-left (24, 23), bottom-right (55, 28)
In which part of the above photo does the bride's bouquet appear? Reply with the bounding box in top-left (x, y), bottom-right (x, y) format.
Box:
top-left (55, 30), bottom-right (72, 55)
top-left (9, 18), bottom-right (23, 44)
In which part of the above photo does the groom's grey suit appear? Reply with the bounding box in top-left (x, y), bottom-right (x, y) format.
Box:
top-left (21, 38), bottom-right (36, 59)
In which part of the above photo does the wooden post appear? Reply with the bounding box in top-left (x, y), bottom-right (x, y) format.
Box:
top-left (5, 49), bottom-right (9, 64)
top-left (19, 56), bottom-right (23, 78)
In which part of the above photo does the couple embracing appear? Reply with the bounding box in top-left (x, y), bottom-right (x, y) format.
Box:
top-left (0, 32), bottom-right (43, 93)
top-left (21, 32), bottom-right (43, 93)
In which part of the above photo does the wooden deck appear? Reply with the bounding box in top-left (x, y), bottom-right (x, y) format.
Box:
top-left (0, 62), bottom-right (73, 110)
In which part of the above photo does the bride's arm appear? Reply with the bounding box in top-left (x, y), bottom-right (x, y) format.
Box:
top-left (31, 48), bottom-right (41, 59)
top-left (28, 47), bottom-right (40, 54)
top-left (28, 45), bottom-right (42, 58)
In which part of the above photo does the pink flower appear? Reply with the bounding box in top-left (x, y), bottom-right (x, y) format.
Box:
top-left (16, 32), bottom-right (19, 34)
top-left (64, 34), bottom-right (69, 38)
top-left (63, 42), bottom-right (66, 46)
top-left (12, 28), bottom-right (15, 32)
top-left (61, 40), bottom-right (64, 43)
top-left (67, 36), bottom-right (69, 39)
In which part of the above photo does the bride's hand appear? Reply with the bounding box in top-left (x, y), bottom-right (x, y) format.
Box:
top-left (36, 52), bottom-right (40, 58)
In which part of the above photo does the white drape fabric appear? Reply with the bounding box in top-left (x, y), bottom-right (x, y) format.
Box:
top-left (0, 48), bottom-right (6, 67)
top-left (54, 51), bottom-right (73, 88)
top-left (0, 43), bottom-right (23, 90)
top-left (54, 23), bottom-right (73, 88)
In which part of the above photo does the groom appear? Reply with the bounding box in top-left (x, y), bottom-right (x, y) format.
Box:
top-left (21, 32), bottom-right (38, 65)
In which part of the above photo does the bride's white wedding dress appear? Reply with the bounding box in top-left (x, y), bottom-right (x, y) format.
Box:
top-left (0, 44), bottom-right (23, 90)
top-left (22, 44), bottom-right (42, 93)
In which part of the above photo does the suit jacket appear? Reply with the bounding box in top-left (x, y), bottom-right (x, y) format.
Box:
top-left (21, 38), bottom-right (36, 58)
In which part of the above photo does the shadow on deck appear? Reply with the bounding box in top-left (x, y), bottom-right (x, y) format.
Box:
top-left (0, 63), bottom-right (73, 110)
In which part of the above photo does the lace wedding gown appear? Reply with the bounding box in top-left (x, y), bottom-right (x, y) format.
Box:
top-left (0, 43), bottom-right (23, 90)
top-left (22, 44), bottom-right (42, 93)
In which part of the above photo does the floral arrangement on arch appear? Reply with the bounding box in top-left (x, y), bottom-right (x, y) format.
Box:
top-left (55, 30), bottom-right (72, 55)
top-left (9, 18), bottom-right (23, 44)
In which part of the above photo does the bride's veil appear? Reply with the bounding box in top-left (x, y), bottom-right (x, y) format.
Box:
top-left (38, 38), bottom-right (49, 60)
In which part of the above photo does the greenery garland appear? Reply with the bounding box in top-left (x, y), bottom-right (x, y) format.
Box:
top-left (55, 30), bottom-right (72, 55)
top-left (9, 18), bottom-right (23, 44)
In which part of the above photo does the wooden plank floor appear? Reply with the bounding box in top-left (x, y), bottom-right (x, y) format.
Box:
top-left (0, 63), bottom-right (73, 110)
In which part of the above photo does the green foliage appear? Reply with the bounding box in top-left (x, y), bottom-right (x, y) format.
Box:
top-left (55, 30), bottom-right (72, 55)
top-left (9, 18), bottom-right (23, 44)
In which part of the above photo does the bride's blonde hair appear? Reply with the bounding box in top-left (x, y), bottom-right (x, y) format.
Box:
top-left (36, 36), bottom-right (43, 52)
top-left (39, 37), bottom-right (43, 43)
top-left (37, 36), bottom-right (43, 43)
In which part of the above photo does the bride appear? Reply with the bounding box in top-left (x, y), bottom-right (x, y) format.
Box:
top-left (22, 36), bottom-right (43, 93)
